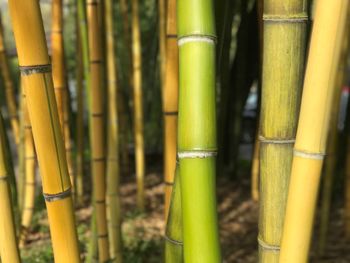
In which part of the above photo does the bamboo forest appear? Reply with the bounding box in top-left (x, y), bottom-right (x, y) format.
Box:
top-left (0, 0), bottom-right (350, 262)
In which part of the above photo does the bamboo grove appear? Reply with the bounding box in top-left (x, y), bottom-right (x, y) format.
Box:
top-left (0, 0), bottom-right (349, 262)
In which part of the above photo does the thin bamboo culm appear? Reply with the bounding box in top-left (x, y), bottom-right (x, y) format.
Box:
top-left (0, 112), bottom-right (21, 263)
top-left (258, 1), bottom-right (307, 262)
top-left (158, 0), bottom-right (166, 88)
top-left (251, 133), bottom-right (259, 201)
top-left (165, 164), bottom-right (183, 262)
top-left (279, 1), bottom-right (349, 262)
top-left (86, 0), bottom-right (110, 260)
top-left (8, 1), bottom-right (81, 261)
top-left (19, 82), bottom-right (37, 247)
top-left (131, 0), bottom-right (145, 211)
top-left (105, 0), bottom-right (123, 260)
top-left (163, 0), bottom-right (179, 219)
top-left (318, 24), bottom-right (349, 255)
top-left (177, 0), bottom-right (221, 261)
top-left (0, 13), bottom-right (20, 145)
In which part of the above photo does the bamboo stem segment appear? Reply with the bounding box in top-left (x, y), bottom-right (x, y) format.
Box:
top-left (8, 1), bottom-right (81, 262)
top-left (86, 0), bottom-right (110, 260)
top-left (279, 1), bottom-right (349, 262)
top-left (0, 112), bottom-right (21, 263)
top-left (163, 0), bottom-right (179, 219)
top-left (258, 1), bottom-right (307, 261)
top-left (177, 0), bottom-right (221, 261)
top-left (131, 0), bottom-right (145, 211)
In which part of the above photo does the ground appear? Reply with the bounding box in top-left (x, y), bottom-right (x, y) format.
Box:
top-left (20, 166), bottom-right (350, 262)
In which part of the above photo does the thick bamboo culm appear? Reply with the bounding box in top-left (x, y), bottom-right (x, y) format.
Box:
top-left (258, 0), bottom-right (307, 261)
top-left (131, 0), bottom-right (145, 211)
top-left (165, 165), bottom-right (183, 262)
top-left (51, 0), bottom-right (66, 129)
top-left (177, 0), bottom-right (221, 261)
top-left (86, 0), bottom-right (110, 260)
top-left (251, 133), bottom-right (259, 201)
top-left (105, 0), bottom-right (123, 260)
top-left (7, 1), bottom-right (81, 262)
top-left (0, 112), bottom-right (21, 263)
top-left (0, 14), bottom-right (20, 145)
top-left (158, 0), bottom-right (166, 88)
top-left (19, 84), bottom-right (37, 247)
top-left (163, 0), bottom-right (178, 219)
top-left (279, 1), bottom-right (349, 262)
top-left (318, 25), bottom-right (349, 255)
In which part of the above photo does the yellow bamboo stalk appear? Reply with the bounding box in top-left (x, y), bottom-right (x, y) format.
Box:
top-left (279, 1), bottom-right (349, 262)
top-left (19, 84), bottom-right (37, 247)
top-left (158, 0), bottom-right (167, 89)
top-left (105, 0), bottom-right (123, 260)
top-left (0, 13), bottom-right (20, 145)
top-left (251, 133), bottom-right (259, 201)
top-left (8, 1), bottom-right (81, 262)
top-left (51, 0), bottom-right (66, 129)
top-left (131, 0), bottom-right (145, 211)
top-left (163, 0), bottom-right (178, 219)
top-left (0, 112), bottom-right (21, 263)
top-left (86, 0), bottom-right (110, 260)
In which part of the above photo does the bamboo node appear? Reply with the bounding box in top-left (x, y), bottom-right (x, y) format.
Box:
top-left (0, 174), bottom-right (8, 180)
top-left (178, 35), bottom-right (216, 46)
top-left (293, 149), bottom-right (325, 160)
top-left (178, 150), bottom-right (217, 159)
top-left (263, 14), bottom-right (308, 23)
top-left (257, 237), bottom-right (280, 252)
top-left (19, 64), bottom-right (52, 76)
top-left (163, 111), bottom-right (178, 116)
top-left (259, 136), bottom-right (295, 144)
top-left (164, 181), bottom-right (174, 186)
top-left (164, 234), bottom-right (183, 246)
top-left (43, 188), bottom-right (71, 202)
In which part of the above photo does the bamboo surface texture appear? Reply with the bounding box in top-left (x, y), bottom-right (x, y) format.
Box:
top-left (251, 133), bottom-right (259, 201)
top-left (131, 0), bottom-right (145, 211)
top-left (279, 1), bottom-right (349, 262)
top-left (165, 166), bottom-right (183, 262)
top-left (105, 0), bottom-right (123, 260)
top-left (87, 0), bottom-right (110, 260)
top-left (19, 85), bottom-right (37, 247)
top-left (163, 0), bottom-right (179, 219)
top-left (158, 0), bottom-right (166, 89)
top-left (177, 0), bottom-right (221, 261)
top-left (0, 14), bottom-right (20, 144)
top-left (8, 1), bottom-right (81, 262)
top-left (258, 1), bottom-right (307, 262)
top-left (0, 113), bottom-right (21, 263)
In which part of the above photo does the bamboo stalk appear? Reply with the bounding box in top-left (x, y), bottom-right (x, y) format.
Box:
top-left (345, 88), bottom-right (350, 238)
top-left (258, 0), bottom-right (307, 261)
top-left (19, 83), bottom-right (37, 247)
top-left (165, 164), bottom-right (183, 262)
top-left (158, 0), bottom-right (166, 89)
top-left (0, 13), bottom-right (20, 145)
top-left (105, 0), bottom-right (123, 260)
top-left (0, 112), bottom-right (21, 263)
top-left (251, 132), bottom-right (259, 201)
top-left (8, 1), bottom-right (81, 261)
top-left (86, 0), bottom-right (110, 260)
top-left (318, 25), bottom-right (349, 255)
top-left (163, 0), bottom-right (178, 219)
top-left (131, 0), bottom-right (145, 211)
top-left (18, 79), bottom-right (26, 212)
top-left (279, 1), bottom-right (349, 262)
top-left (177, 0), bottom-right (221, 261)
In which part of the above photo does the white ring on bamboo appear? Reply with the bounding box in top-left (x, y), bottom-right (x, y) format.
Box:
top-left (257, 237), bottom-right (280, 252)
top-left (293, 149), bottom-right (325, 160)
top-left (259, 136), bottom-right (295, 144)
top-left (178, 35), bottom-right (215, 46)
top-left (43, 188), bottom-right (71, 202)
top-left (263, 14), bottom-right (308, 23)
top-left (164, 235), bottom-right (183, 246)
top-left (19, 64), bottom-right (52, 75)
top-left (178, 150), bottom-right (217, 159)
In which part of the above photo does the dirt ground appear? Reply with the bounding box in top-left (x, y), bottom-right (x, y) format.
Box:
top-left (22, 168), bottom-right (350, 262)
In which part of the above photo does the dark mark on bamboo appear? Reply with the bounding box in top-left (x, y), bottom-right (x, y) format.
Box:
top-left (164, 235), bottom-right (183, 246)
top-left (43, 188), bottom-right (71, 202)
top-left (20, 64), bottom-right (52, 76)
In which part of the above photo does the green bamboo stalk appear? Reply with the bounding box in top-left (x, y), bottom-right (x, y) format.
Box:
top-left (177, 0), bottom-right (221, 261)
top-left (105, 0), bottom-right (123, 260)
top-left (258, 1), bottom-right (308, 262)
top-left (0, 112), bottom-right (21, 263)
top-left (165, 164), bottom-right (183, 262)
